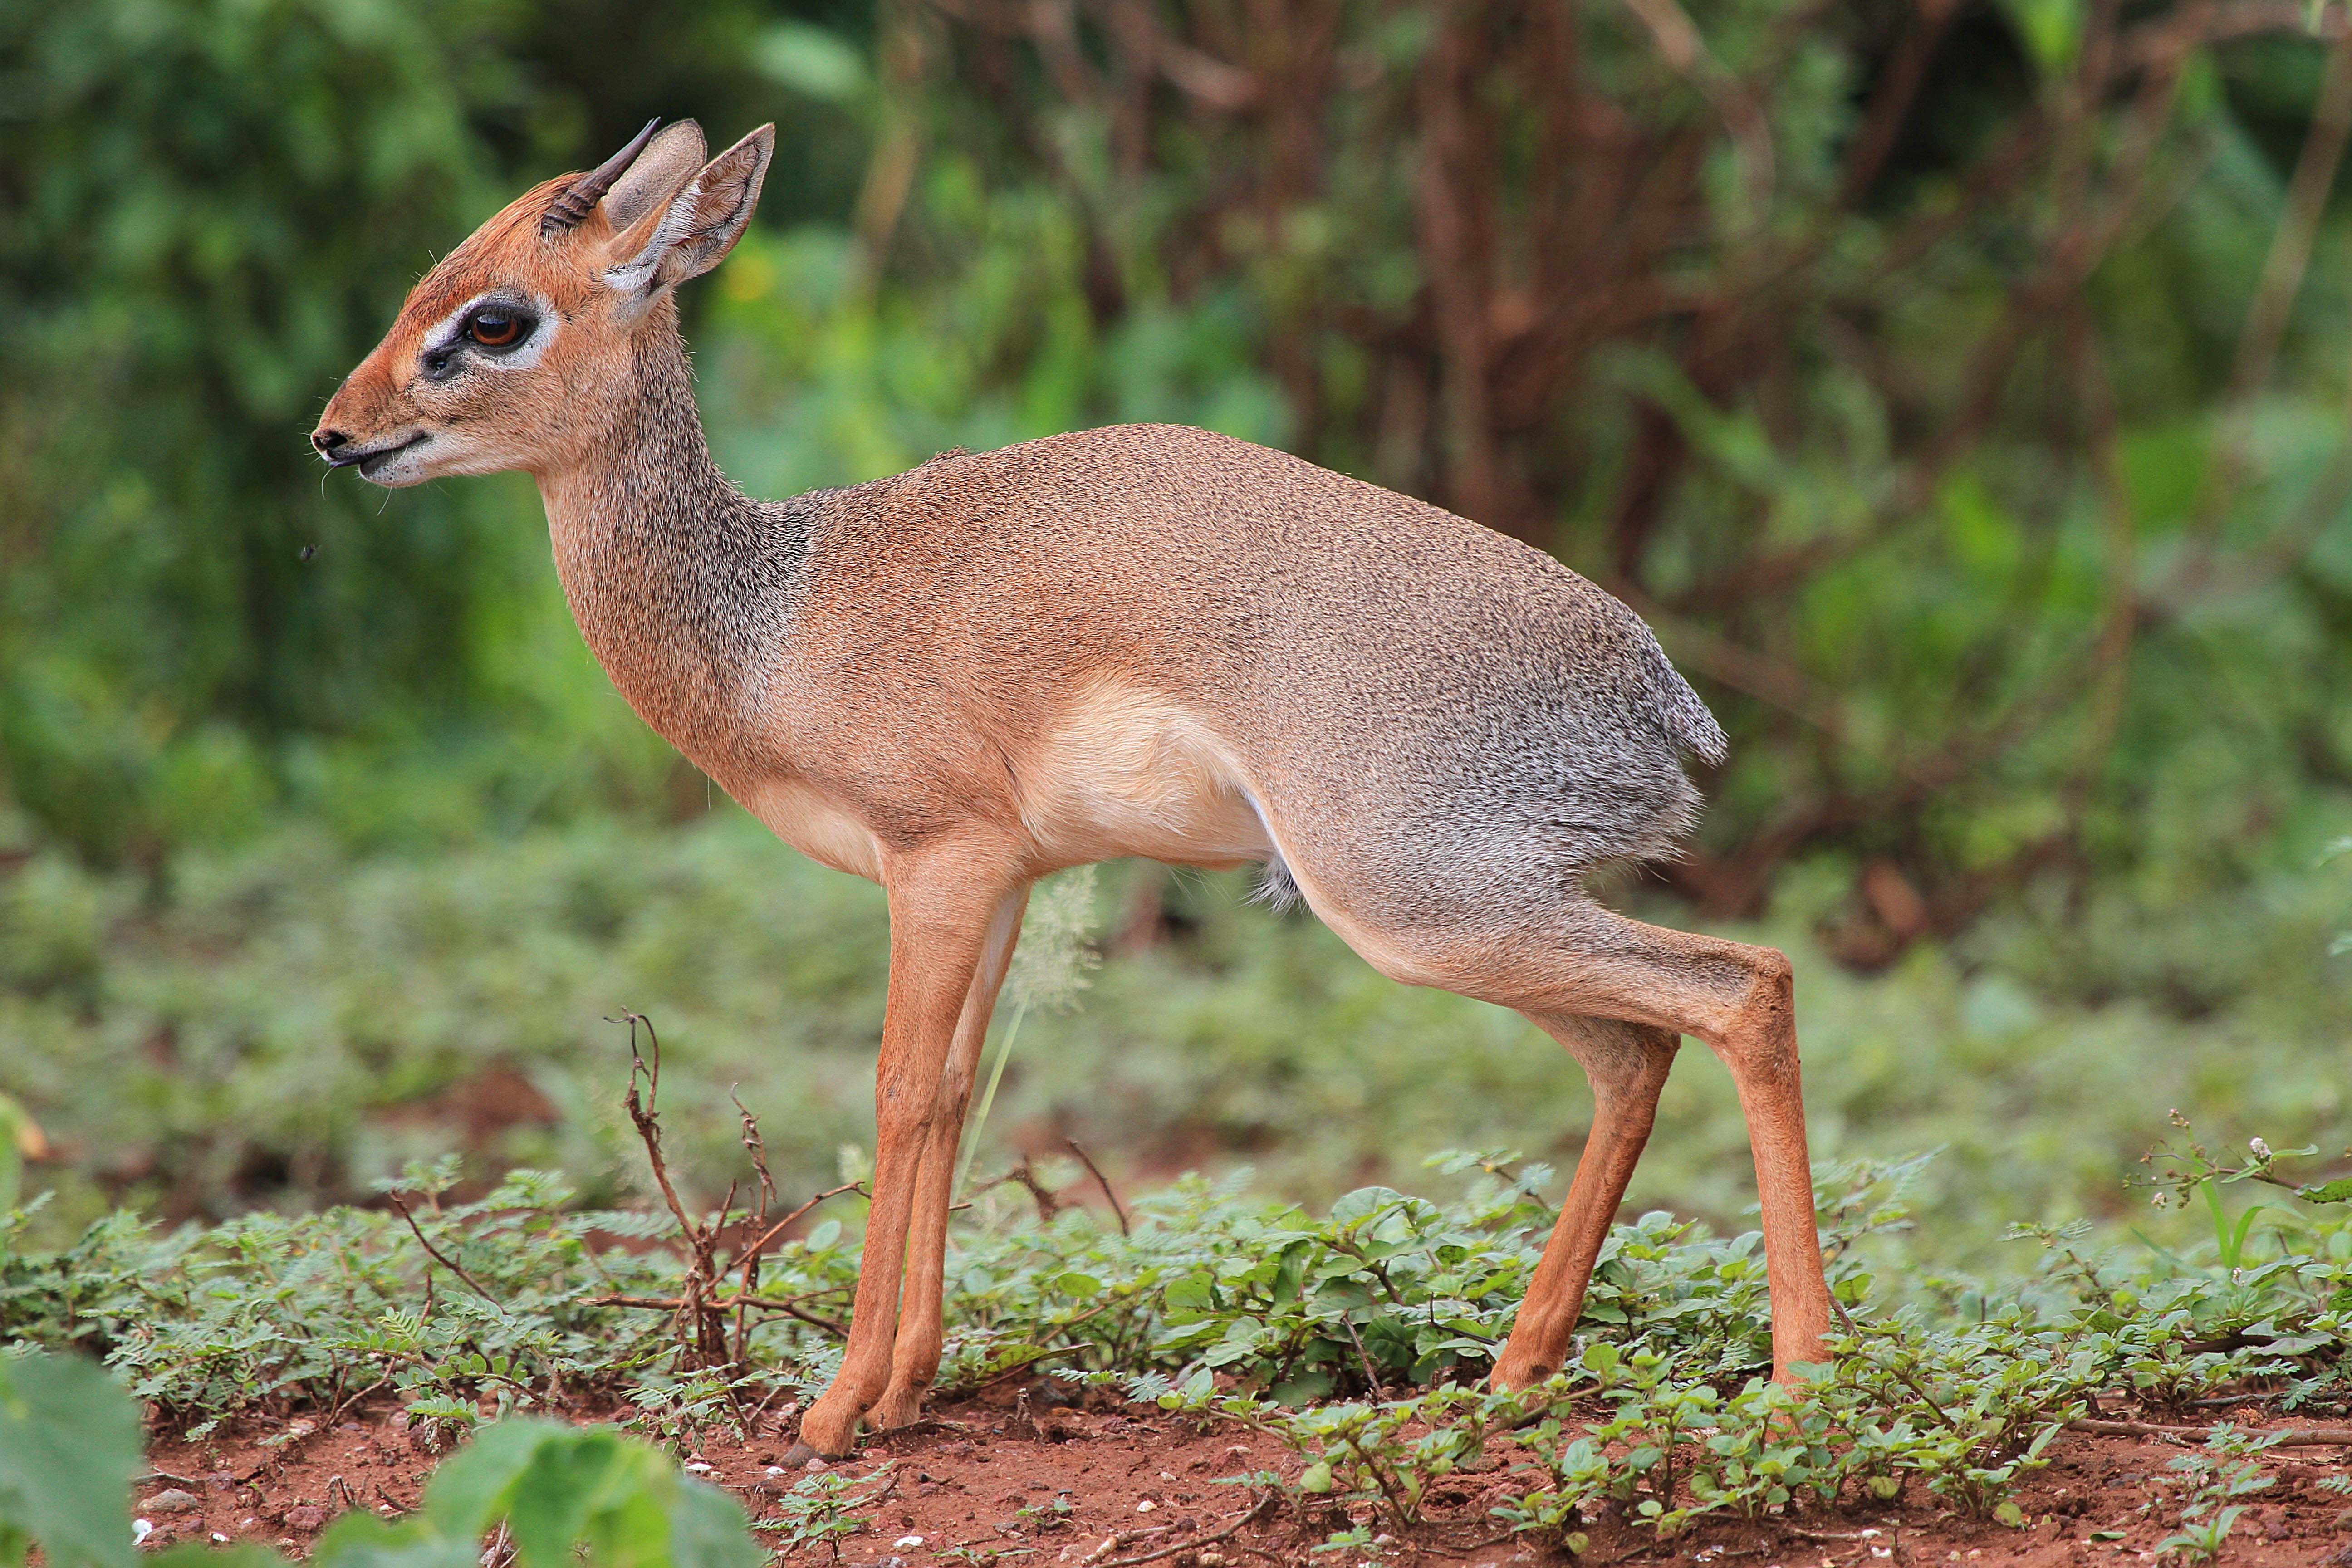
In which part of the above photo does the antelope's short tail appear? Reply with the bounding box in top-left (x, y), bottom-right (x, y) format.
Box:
top-left (1646, 639), bottom-right (1728, 767)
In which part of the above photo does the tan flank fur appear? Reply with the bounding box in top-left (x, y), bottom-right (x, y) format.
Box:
top-left (315, 120), bottom-right (1835, 1459)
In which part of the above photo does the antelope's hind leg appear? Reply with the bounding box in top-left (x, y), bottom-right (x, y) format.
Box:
top-left (867, 888), bottom-right (1029, 1431)
top-left (1335, 900), bottom-right (1833, 1384)
top-left (1490, 1017), bottom-right (1678, 1390)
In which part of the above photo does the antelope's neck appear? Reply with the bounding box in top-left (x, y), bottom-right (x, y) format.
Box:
top-left (535, 325), bottom-right (810, 772)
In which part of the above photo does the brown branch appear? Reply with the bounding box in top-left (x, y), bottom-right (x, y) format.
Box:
top-left (1682, 10), bottom-right (2192, 619)
top-left (980, 1156), bottom-right (1063, 1223)
top-left (1064, 1139), bottom-right (1129, 1235)
top-left (322, 1373), bottom-right (397, 1431)
top-left (2123, 0), bottom-right (2352, 70)
top-left (587, 1292), bottom-right (852, 1338)
top-left (1340, 1312), bottom-right (1386, 1398)
top-left (2168, 15), bottom-right (2352, 566)
top-left (730, 1087), bottom-right (771, 1369)
top-left (1838, 0), bottom-right (1960, 207)
top-left (383, 1192), bottom-right (501, 1308)
top-left (2068, 1418), bottom-right (2352, 1446)
top-left (734, 1183), bottom-right (867, 1276)
top-left (2237, 18), bottom-right (2352, 402)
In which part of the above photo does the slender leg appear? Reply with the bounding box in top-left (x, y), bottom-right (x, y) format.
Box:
top-left (1704, 951), bottom-right (1832, 1381)
top-left (1513, 917), bottom-right (1828, 1382)
top-left (794, 839), bottom-right (1026, 1460)
top-left (1490, 1017), bottom-right (1677, 1389)
top-left (1328, 902), bottom-right (1833, 1383)
top-left (867, 887), bottom-right (1029, 1431)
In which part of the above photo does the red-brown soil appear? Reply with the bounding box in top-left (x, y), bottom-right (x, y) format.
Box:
top-left (133, 1388), bottom-right (2352, 1566)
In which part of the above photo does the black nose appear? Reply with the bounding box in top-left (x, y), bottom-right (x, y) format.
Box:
top-left (312, 429), bottom-right (348, 453)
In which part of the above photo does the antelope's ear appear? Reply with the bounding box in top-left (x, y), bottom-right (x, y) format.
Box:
top-left (601, 120), bottom-right (708, 231)
top-left (603, 124), bottom-right (775, 304)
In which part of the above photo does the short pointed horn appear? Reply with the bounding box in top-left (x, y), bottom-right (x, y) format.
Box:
top-left (540, 118), bottom-right (662, 239)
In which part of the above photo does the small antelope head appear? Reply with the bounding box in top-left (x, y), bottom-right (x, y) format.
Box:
top-left (313, 119), bottom-right (773, 485)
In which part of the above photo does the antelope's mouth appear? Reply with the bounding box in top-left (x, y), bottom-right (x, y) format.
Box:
top-left (325, 432), bottom-right (431, 477)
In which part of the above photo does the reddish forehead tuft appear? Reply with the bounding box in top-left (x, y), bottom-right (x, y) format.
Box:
top-left (393, 174), bottom-right (608, 330)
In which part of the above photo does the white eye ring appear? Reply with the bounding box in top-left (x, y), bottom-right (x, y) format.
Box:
top-left (420, 292), bottom-right (556, 375)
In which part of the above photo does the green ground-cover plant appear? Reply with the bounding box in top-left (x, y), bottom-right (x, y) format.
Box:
top-left (0, 1348), bottom-right (761, 1568)
top-left (756, 1462), bottom-right (893, 1560)
top-left (2151, 1426), bottom-right (2285, 1564)
top-left (0, 1352), bottom-right (141, 1568)
top-left (4, 1128), bottom-right (2345, 1543)
top-left (1118, 1142), bottom-right (2347, 1542)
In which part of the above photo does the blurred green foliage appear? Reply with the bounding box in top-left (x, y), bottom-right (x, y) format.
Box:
top-left (8, 0), bottom-right (2347, 888)
top-left (0, 0), bottom-right (870, 863)
top-left (4, 0), bottom-right (2352, 1236)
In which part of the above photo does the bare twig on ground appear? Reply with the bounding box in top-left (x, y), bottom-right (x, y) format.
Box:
top-left (1084, 1494), bottom-right (1277, 1568)
top-left (1065, 1139), bottom-right (1130, 1235)
top-left (1411, 1531), bottom-right (1517, 1559)
top-left (2068, 1418), bottom-right (2352, 1446)
top-left (610, 1012), bottom-right (789, 1432)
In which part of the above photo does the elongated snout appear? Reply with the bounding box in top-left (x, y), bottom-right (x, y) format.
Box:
top-left (310, 344), bottom-right (439, 483)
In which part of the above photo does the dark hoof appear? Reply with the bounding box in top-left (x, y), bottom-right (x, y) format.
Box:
top-left (780, 1440), bottom-right (833, 1470)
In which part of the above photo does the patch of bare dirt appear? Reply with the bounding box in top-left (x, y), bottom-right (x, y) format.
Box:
top-left (134, 1391), bottom-right (2352, 1567)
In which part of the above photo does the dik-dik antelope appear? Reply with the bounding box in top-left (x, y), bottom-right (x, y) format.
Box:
top-left (315, 119), bottom-right (1833, 1460)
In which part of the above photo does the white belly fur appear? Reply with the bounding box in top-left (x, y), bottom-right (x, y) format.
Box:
top-left (1018, 683), bottom-right (1274, 870)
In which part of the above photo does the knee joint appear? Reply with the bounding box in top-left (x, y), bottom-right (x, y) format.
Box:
top-left (1708, 948), bottom-right (1798, 1068)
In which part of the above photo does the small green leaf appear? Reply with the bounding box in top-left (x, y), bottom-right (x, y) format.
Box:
top-left (0, 1354), bottom-right (142, 1568)
top-left (418, 1419), bottom-right (572, 1537)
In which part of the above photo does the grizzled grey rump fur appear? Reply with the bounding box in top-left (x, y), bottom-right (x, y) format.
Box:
top-left (788, 424), bottom-right (1725, 931)
top-left (1197, 431), bottom-right (1725, 931)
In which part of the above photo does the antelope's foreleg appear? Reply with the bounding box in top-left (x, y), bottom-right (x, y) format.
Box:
top-left (868, 887), bottom-right (1029, 1430)
top-left (792, 839), bottom-right (1025, 1460)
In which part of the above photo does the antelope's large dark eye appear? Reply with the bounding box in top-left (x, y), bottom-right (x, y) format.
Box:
top-left (465, 309), bottom-right (529, 349)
